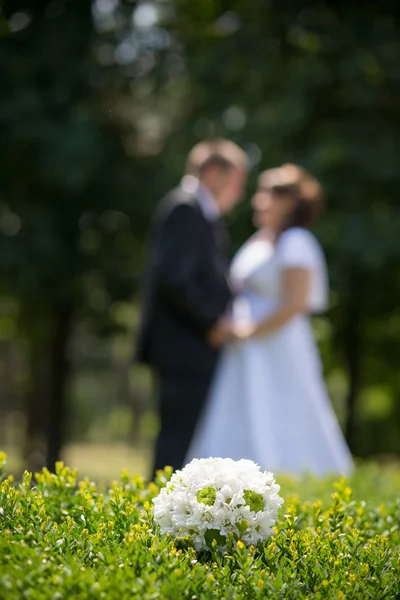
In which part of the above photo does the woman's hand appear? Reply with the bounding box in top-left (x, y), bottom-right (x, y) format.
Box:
top-left (230, 320), bottom-right (257, 341)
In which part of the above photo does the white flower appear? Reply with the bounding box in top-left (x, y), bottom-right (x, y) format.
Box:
top-left (152, 457), bottom-right (284, 552)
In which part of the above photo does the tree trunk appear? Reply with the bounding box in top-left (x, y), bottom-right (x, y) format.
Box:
top-left (24, 350), bottom-right (49, 473)
top-left (343, 302), bottom-right (362, 455)
top-left (46, 303), bottom-right (74, 471)
top-left (0, 342), bottom-right (12, 447)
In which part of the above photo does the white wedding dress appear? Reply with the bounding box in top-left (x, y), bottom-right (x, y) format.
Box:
top-left (186, 227), bottom-right (353, 476)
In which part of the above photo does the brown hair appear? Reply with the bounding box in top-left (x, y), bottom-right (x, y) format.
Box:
top-left (258, 163), bottom-right (324, 230)
top-left (185, 139), bottom-right (248, 177)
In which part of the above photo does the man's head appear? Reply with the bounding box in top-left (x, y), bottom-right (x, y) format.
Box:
top-left (185, 139), bottom-right (248, 214)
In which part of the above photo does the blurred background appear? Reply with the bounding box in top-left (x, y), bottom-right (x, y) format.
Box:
top-left (1, 0), bottom-right (399, 482)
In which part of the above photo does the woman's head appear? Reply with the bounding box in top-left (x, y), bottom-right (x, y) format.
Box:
top-left (252, 164), bottom-right (324, 233)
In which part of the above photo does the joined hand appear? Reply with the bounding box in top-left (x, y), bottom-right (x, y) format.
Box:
top-left (207, 318), bottom-right (256, 348)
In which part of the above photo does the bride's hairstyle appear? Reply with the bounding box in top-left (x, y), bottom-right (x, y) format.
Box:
top-left (259, 164), bottom-right (324, 230)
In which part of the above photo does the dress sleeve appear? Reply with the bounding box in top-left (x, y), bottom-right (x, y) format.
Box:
top-left (277, 228), bottom-right (317, 270)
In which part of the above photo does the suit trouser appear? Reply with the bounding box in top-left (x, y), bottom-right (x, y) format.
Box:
top-left (151, 372), bottom-right (213, 477)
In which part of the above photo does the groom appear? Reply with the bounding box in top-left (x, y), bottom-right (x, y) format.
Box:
top-left (135, 139), bottom-right (248, 476)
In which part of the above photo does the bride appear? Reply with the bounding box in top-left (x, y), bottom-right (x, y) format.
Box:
top-left (186, 163), bottom-right (353, 476)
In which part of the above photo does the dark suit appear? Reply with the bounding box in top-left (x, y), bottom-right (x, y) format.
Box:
top-left (135, 186), bottom-right (232, 475)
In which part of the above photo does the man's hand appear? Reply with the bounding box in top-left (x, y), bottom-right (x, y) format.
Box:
top-left (207, 316), bottom-right (233, 348)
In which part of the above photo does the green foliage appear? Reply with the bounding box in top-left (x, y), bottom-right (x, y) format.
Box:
top-left (1, 452), bottom-right (400, 599)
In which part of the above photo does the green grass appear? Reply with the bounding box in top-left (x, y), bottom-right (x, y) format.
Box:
top-left (7, 442), bottom-right (400, 505)
top-left (3, 442), bottom-right (152, 485)
top-left (1, 451), bottom-right (399, 599)
top-left (279, 460), bottom-right (400, 505)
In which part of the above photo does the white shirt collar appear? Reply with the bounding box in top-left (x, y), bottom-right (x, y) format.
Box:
top-left (180, 175), bottom-right (220, 222)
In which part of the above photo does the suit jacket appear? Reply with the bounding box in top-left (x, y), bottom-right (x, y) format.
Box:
top-left (135, 186), bottom-right (233, 378)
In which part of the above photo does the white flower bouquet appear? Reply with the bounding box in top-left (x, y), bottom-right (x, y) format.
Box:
top-left (152, 457), bottom-right (284, 552)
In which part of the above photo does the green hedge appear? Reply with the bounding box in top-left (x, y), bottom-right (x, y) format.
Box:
top-left (0, 453), bottom-right (399, 599)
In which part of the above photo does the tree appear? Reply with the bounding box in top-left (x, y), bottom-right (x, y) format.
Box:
top-left (0, 0), bottom-right (144, 469)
